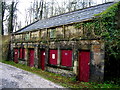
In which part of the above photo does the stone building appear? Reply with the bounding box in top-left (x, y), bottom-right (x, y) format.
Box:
top-left (11, 2), bottom-right (115, 82)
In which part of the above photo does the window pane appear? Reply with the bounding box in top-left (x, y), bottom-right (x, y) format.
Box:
top-left (50, 29), bottom-right (56, 38)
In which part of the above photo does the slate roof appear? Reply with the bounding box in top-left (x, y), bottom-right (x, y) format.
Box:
top-left (16, 2), bottom-right (115, 34)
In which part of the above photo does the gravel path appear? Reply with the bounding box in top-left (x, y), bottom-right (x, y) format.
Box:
top-left (0, 62), bottom-right (64, 89)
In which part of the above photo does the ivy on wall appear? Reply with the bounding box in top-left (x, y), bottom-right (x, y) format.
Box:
top-left (74, 2), bottom-right (120, 59)
top-left (95, 2), bottom-right (120, 60)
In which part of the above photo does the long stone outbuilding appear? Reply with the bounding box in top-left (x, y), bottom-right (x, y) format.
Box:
top-left (11, 2), bottom-right (115, 82)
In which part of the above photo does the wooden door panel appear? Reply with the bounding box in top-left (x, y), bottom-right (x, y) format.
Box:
top-left (49, 50), bottom-right (57, 65)
top-left (29, 49), bottom-right (34, 67)
top-left (14, 49), bottom-right (19, 63)
top-left (40, 50), bottom-right (45, 70)
top-left (61, 50), bottom-right (72, 67)
top-left (79, 51), bottom-right (90, 82)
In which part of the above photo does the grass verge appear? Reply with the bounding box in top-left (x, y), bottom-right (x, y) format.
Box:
top-left (1, 60), bottom-right (120, 88)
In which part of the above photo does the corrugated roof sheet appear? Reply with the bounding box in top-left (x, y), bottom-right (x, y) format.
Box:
top-left (16, 2), bottom-right (114, 33)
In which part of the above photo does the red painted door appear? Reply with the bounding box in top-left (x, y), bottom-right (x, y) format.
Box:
top-left (19, 48), bottom-right (23, 59)
top-left (14, 49), bottom-right (19, 63)
top-left (49, 50), bottom-right (57, 65)
top-left (29, 49), bottom-right (34, 67)
top-left (79, 51), bottom-right (90, 82)
top-left (23, 49), bottom-right (25, 59)
top-left (61, 50), bottom-right (72, 67)
top-left (40, 50), bottom-right (45, 70)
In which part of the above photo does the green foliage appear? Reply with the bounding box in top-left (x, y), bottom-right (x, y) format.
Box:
top-left (95, 2), bottom-right (120, 59)
top-left (74, 23), bottom-right (83, 29)
top-left (70, 77), bottom-right (77, 82)
top-left (95, 2), bottom-right (119, 17)
top-left (74, 2), bottom-right (120, 59)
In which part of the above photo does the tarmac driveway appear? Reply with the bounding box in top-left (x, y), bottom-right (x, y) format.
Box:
top-left (0, 62), bottom-right (63, 88)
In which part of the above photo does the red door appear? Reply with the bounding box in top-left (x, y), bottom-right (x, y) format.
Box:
top-left (23, 49), bottom-right (26, 59)
top-left (29, 49), bottom-right (34, 67)
top-left (79, 51), bottom-right (90, 82)
top-left (40, 50), bottom-right (45, 70)
top-left (49, 50), bottom-right (57, 65)
top-left (61, 50), bottom-right (72, 67)
top-left (19, 48), bottom-right (23, 59)
top-left (14, 49), bottom-right (19, 63)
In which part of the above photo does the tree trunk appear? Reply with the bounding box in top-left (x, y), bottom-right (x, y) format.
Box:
top-left (40, 0), bottom-right (43, 20)
top-left (8, 2), bottom-right (14, 34)
top-left (1, 2), bottom-right (5, 35)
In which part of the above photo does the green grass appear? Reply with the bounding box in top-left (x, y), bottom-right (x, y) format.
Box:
top-left (1, 60), bottom-right (120, 88)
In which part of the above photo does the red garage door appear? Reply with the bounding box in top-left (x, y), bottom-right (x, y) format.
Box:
top-left (49, 50), bottom-right (57, 65)
top-left (14, 49), bottom-right (19, 63)
top-left (79, 51), bottom-right (90, 82)
top-left (61, 50), bottom-right (72, 67)
top-left (29, 49), bottom-right (34, 67)
top-left (40, 50), bottom-right (45, 70)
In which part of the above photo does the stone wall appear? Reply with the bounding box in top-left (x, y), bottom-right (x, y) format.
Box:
top-left (11, 39), bottom-right (104, 82)
top-left (2, 35), bottom-right (11, 60)
top-left (90, 42), bottom-right (104, 82)
top-left (46, 66), bottom-right (76, 77)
